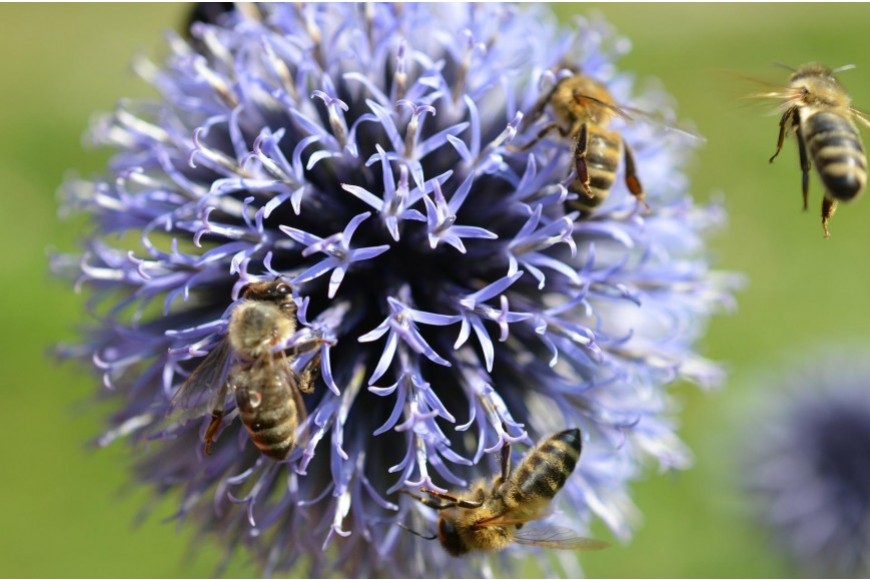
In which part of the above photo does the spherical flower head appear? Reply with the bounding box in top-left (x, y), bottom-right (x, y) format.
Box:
top-left (745, 347), bottom-right (870, 578)
top-left (55, 4), bottom-right (737, 577)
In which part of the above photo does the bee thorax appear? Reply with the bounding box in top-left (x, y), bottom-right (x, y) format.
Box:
top-left (228, 301), bottom-right (296, 358)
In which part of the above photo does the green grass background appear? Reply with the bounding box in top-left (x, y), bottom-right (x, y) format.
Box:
top-left (2, 3), bottom-right (870, 577)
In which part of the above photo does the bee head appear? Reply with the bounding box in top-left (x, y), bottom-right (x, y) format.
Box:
top-left (789, 63), bottom-right (836, 83)
top-left (240, 280), bottom-right (293, 301)
top-left (789, 63), bottom-right (850, 108)
top-left (566, 76), bottom-right (616, 125)
top-left (239, 280), bottom-right (298, 319)
top-left (437, 512), bottom-right (469, 557)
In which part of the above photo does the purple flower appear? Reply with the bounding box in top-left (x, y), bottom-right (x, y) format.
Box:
top-left (55, 4), bottom-right (736, 577)
top-left (745, 347), bottom-right (870, 578)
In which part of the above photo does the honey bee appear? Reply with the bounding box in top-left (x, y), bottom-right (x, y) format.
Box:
top-left (404, 428), bottom-right (608, 556)
top-left (517, 73), bottom-right (684, 215)
top-left (762, 63), bottom-right (869, 237)
top-left (171, 280), bottom-right (322, 460)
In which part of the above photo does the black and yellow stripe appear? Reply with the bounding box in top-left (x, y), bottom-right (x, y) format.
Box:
top-left (569, 130), bottom-right (621, 211)
top-left (236, 368), bottom-right (298, 460)
top-left (508, 428), bottom-right (582, 502)
top-left (805, 111), bottom-right (867, 201)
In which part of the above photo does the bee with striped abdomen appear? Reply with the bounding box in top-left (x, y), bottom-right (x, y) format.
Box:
top-left (764, 63), bottom-right (870, 237)
top-left (515, 72), bottom-right (699, 215)
top-left (516, 74), bottom-right (644, 213)
top-left (404, 428), bottom-right (608, 556)
top-left (171, 280), bottom-right (322, 460)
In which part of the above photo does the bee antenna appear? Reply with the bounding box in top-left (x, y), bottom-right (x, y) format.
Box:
top-left (772, 61), bottom-right (797, 72)
top-left (398, 522), bottom-right (437, 541)
top-left (833, 64), bottom-right (857, 74)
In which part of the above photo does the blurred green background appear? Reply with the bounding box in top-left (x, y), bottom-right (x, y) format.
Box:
top-left (3, 3), bottom-right (870, 577)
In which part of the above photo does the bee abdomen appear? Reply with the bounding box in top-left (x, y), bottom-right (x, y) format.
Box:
top-left (570, 132), bottom-right (620, 210)
top-left (510, 429), bottom-right (582, 502)
top-left (237, 383), bottom-right (298, 460)
top-left (805, 111), bottom-right (867, 201)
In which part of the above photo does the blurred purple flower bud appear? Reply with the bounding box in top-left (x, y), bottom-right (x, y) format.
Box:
top-left (745, 347), bottom-right (870, 578)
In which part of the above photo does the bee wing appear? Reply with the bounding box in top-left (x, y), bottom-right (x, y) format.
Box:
top-left (614, 103), bottom-right (705, 142)
top-left (747, 86), bottom-right (803, 103)
top-left (576, 92), bottom-right (705, 143)
top-left (513, 525), bottom-right (610, 551)
top-left (717, 68), bottom-right (799, 118)
top-left (573, 93), bottom-right (635, 122)
top-left (472, 507), bottom-right (543, 529)
top-left (849, 106), bottom-right (870, 130)
top-left (169, 339), bottom-right (234, 417)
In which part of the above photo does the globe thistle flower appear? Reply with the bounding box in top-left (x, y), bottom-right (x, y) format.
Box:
top-left (744, 348), bottom-right (870, 578)
top-left (55, 4), bottom-right (736, 577)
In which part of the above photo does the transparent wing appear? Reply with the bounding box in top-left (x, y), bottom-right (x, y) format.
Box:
top-left (169, 339), bottom-right (233, 417)
top-left (849, 106), bottom-right (870, 130)
top-left (616, 103), bottom-right (705, 142)
top-left (575, 93), bottom-right (635, 122)
top-left (724, 70), bottom-right (801, 113)
top-left (572, 92), bottom-right (705, 143)
top-left (747, 86), bottom-right (803, 103)
top-left (513, 525), bottom-right (610, 551)
top-left (733, 69), bottom-right (791, 91)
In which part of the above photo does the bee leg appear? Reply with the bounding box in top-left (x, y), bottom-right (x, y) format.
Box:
top-left (770, 107), bottom-right (797, 163)
top-left (573, 123), bottom-right (594, 198)
top-left (203, 380), bottom-right (230, 455)
top-left (795, 127), bottom-right (811, 211)
top-left (492, 440), bottom-right (512, 491)
top-left (518, 81), bottom-right (561, 132)
top-left (397, 523), bottom-right (437, 540)
top-left (284, 337), bottom-right (326, 395)
top-left (821, 196), bottom-right (836, 238)
top-left (623, 141), bottom-right (648, 212)
top-left (507, 121), bottom-right (560, 153)
top-left (400, 489), bottom-right (452, 511)
top-left (286, 336), bottom-right (327, 357)
top-left (420, 488), bottom-right (484, 509)
top-left (203, 412), bottom-right (223, 455)
top-left (297, 351), bottom-right (321, 394)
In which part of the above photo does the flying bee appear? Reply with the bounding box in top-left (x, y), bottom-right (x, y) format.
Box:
top-left (171, 280), bottom-right (323, 460)
top-left (515, 72), bottom-right (699, 214)
top-left (403, 428), bottom-right (608, 556)
top-left (760, 62), bottom-right (870, 237)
